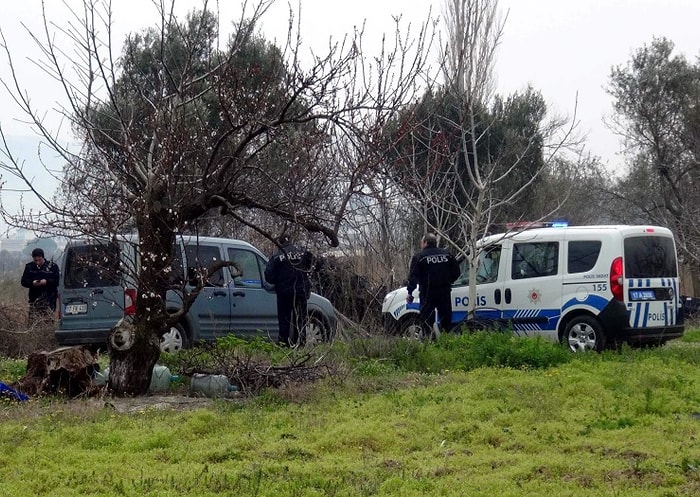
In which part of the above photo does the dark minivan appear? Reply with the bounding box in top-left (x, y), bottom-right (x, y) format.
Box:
top-left (57, 236), bottom-right (337, 351)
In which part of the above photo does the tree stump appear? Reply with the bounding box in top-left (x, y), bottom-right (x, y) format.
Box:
top-left (15, 346), bottom-right (100, 398)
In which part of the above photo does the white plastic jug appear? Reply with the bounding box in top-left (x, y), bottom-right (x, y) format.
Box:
top-left (149, 365), bottom-right (173, 392)
top-left (94, 365), bottom-right (173, 392)
top-left (189, 374), bottom-right (238, 398)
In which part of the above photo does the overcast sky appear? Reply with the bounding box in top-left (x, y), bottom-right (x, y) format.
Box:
top-left (1, 0), bottom-right (699, 222)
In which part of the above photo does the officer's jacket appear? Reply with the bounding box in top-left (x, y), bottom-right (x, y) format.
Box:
top-left (264, 242), bottom-right (314, 294)
top-left (406, 246), bottom-right (460, 297)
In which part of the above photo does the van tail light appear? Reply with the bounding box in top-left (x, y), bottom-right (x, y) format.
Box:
top-left (124, 288), bottom-right (137, 316)
top-left (610, 257), bottom-right (624, 301)
top-left (57, 293), bottom-right (62, 320)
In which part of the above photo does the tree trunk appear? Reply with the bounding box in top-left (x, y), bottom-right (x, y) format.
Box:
top-left (107, 319), bottom-right (161, 396)
top-left (107, 202), bottom-right (175, 396)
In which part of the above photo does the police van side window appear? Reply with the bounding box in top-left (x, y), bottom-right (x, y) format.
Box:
top-left (227, 248), bottom-right (262, 288)
top-left (512, 242), bottom-right (559, 279)
top-left (185, 244), bottom-right (225, 286)
top-left (567, 241), bottom-right (602, 274)
top-left (476, 246), bottom-right (501, 283)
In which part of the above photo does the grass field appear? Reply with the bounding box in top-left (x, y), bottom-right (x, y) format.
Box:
top-left (0, 330), bottom-right (698, 497)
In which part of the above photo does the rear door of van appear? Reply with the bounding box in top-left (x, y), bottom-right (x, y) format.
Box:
top-left (60, 241), bottom-right (126, 337)
top-left (623, 231), bottom-right (680, 329)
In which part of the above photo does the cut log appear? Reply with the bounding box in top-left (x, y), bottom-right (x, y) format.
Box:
top-left (16, 346), bottom-right (100, 398)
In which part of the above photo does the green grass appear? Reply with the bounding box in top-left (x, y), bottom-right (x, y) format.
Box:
top-left (0, 330), bottom-right (698, 496)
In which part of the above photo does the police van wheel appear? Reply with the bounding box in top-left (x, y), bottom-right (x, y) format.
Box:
top-left (563, 316), bottom-right (605, 352)
top-left (160, 323), bottom-right (189, 354)
top-left (399, 315), bottom-right (424, 341)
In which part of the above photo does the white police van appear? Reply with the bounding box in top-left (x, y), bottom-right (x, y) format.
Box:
top-left (56, 235), bottom-right (337, 352)
top-left (382, 225), bottom-right (685, 351)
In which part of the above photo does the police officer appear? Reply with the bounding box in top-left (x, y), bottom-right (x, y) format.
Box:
top-left (264, 235), bottom-right (314, 347)
top-left (406, 233), bottom-right (460, 338)
top-left (21, 248), bottom-right (60, 321)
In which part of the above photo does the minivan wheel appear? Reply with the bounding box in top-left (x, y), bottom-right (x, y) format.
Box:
top-left (563, 316), bottom-right (605, 352)
top-left (160, 323), bottom-right (189, 353)
top-left (301, 314), bottom-right (330, 346)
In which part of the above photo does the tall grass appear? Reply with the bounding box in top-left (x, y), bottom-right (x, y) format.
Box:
top-left (0, 330), bottom-right (698, 496)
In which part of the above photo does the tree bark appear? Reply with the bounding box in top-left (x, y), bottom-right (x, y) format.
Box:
top-left (107, 203), bottom-right (174, 396)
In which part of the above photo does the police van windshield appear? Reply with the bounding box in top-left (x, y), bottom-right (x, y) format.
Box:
top-left (624, 236), bottom-right (677, 278)
top-left (64, 243), bottom-right (121, 289)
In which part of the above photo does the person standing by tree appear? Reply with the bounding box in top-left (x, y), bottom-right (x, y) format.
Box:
top-left (406, 233), bottom-right (461, 339)
top-left (21, 248), bottom-right (60, 321)
top-left (265, 235), bottom-right (315, 347)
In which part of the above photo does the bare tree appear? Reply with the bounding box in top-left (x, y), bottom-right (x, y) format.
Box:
top-left (379, 0), bottom-right (582, 320)
top-left (607, 37), bottom-right (700, 292)
top-left (0, 0), bottom-right (431, 394)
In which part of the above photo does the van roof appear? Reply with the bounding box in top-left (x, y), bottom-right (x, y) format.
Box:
top-left (65, 234), bottom-right (258, 251)
top-left (479, 225), bottom-right (674, 246)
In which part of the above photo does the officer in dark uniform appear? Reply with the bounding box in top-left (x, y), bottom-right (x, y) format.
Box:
top-left (264, 235), bottom-right (314, 347)
top-left (406, 233), bottom-right (460, 338)
top-left (21, 248), bottom-right (60, 321)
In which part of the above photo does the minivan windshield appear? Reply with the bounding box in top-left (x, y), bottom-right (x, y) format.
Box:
top-left (64, 243), bottom-right (121, 288)
top-left (624, 236), bottom-right (677, 278)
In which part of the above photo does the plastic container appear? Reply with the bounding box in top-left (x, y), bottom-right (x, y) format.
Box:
top-left (189, 374), bottom-right (238, 398)
top-left (149, 365), bottom-right (173, 392)
top-left (94, 365), bottom-right (176, 392)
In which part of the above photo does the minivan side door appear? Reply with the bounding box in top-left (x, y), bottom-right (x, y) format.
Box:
top-left (184, 242), bottom-right (231, 340)
top-left (500, 240), bottom-right (562, 341)
top-left (226, 246), bottom-right (278, 338)
top-left (451, 245), bottom-right (504, 327)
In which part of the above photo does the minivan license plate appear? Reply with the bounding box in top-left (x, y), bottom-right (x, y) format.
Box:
top-left (65, 303), bottom-right (88, 315)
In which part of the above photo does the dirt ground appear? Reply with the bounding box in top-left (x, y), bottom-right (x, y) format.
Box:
top-left (92, 392), bottom-right (218, 413)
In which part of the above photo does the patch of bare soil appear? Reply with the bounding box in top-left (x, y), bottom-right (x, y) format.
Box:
top-left (98, 392), bottom-right (218, 413)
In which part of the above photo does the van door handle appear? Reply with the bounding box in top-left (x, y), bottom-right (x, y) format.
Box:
top-left (505, 288), bottom-right (512, 304)
top-left (92, 289), bottom-right (103, 295)
top-left (232, 291), bottom-right (245, 297)
top-left (213, 290), bottom-right (227, 297)
top-left (494, 289), bottom-right (501, 305)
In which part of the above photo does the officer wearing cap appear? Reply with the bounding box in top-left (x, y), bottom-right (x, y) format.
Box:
top-left (406, 233), bottom-right (460, 338)
top-left (264, 235), bottom-right (315, 347)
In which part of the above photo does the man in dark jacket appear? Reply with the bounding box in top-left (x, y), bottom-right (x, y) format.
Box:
top-left (264, 235), bottom-right (314, 347)
top-left (21, 248), bottom-right (60, 321)
top-left (406, 233), bottom-right (460, 338)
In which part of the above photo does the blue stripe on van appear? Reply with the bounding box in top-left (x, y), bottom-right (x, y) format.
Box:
top-left (641, 302), bottom-right (650, 327)
top-left (562, 294), bottom-right (608, 313)
top-left (452, 309), bottom-right (500, 324)
top-left (632, 303), bottom-right (641, 328)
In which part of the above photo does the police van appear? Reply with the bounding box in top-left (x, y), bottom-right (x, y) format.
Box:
top-left (382, 225), bottom-right (685, 351)
top-left (56, 235), bottom-right (337, 351)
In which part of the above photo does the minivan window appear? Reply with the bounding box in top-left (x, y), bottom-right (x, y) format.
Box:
top-left (227, 248), bottom-right (263, 288)
top-left (185, 244), bottom-right (225, 286)
top-left (476, 246), bottom-right (501, 283)
top-left (567, 241), bottom-right (602, 274)
top-left (168, 244), bottom-right (185, 285)
top-left (624, 236), bottom-right (677, 278)
top-left (64, 243), bottom-right (121, 288)
top-left (512, 242), bottom-right (559, 279)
